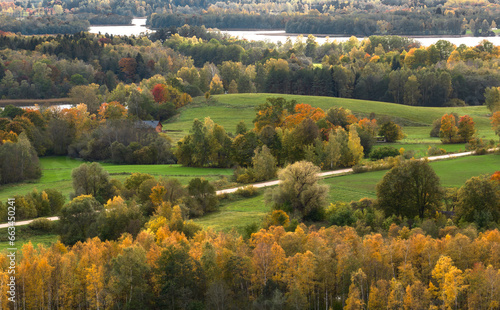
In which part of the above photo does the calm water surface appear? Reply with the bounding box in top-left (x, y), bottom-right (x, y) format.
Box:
top-left (89, 19), bottom-right (500, 47)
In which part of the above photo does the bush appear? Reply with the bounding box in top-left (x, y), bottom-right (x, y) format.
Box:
top-left (353, 156), bottom-right (402, 173)
top-left (369, 146), bottom-right (400, 160)
top-left (427, 146), bottom-right (446, 156)
top-left (465, 137), bottom-right (487, 153)
top-left (28, 218), bottom-right (55, 232)
top-left (326, 202), bottom-right (356, 226)
top-left (235, 186), bottom-right (259, 197)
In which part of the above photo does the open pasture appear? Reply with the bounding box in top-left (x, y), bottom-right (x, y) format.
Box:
top-left (0, 156), bottom-right (234, 202)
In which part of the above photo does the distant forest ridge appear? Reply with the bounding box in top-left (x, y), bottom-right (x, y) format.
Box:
top-left (2, 0), bottom-right (500, 35)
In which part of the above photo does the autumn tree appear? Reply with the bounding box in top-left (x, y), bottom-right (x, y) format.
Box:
top-left (209, 74), bottom-right (224, 94)
top-left (440, 113), bottom-right (460, 143)
top-left (254, 97), bottom-right (296, 131)
top-left (69, 84), bottom-right (101, 114)
top-left (457, 115), bottom-right (475, 142)
top-left (267, 161), bottom-right (328, 221)
top-left (431, 255), bottom-right (464, 309)
top-left (491, 111), bottom-right (500, 138)
top-left (283, 103), bottom-right (325, 129)
top-left (98, 101), bottom-right (127, 120)
top-left (376, 159), bottom-right (442, 219)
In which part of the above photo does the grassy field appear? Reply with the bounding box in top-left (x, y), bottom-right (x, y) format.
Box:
top-left (195, 154), bottom-right (499, 232)
top-left (164, 93), bottom-right (497, 142)
top-left (193, 195), bottom-right (268, 233)
top-left (0, 225), bottom-right (59, 254)
top-left (0, 156), bottom-right (234, 203)
top-left (371, 142), bottom-right (467, 158)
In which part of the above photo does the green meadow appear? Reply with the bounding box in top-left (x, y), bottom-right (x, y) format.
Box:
top-left (0, 156), bottom-right (234, 203)
top-left (194, 154), bottom-right (499, 232)
top-left (164, 93), bottom-right (497, 142)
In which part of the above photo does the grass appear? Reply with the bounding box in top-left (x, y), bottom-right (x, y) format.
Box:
top-left (0, 226), bottom-right (59, 253)
top-left (164, 93), bottom-right (497, 142)
top-left (0, 156), bottom-right (234, 203)
top-left (371, 142), bottom-right (467, 158)
top-left (193, 194), bottom-right (268, 233)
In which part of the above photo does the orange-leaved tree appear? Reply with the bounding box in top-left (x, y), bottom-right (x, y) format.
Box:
top-left (491, 111), bottom-right (500, 138)
top-left (439, 113), bottom-right (459, 143)
top-left (98, 101), bottom-right (127, 120)
top-left (283, 103), bottom-right (325, 129)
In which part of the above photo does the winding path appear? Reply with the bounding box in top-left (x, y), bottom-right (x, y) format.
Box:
top-left (0, 150), bottom-right (490, 229)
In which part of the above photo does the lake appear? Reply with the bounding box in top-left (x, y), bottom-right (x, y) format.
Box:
top-left (92, 19), bottom-right (500, 47)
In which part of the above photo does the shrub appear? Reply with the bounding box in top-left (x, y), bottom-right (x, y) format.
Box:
top-left (28, 218), bottom-right (55, 232)
top-left (427, 146), bottom-right (446, 156)
top-left (235, 185), bottom-right (259, 197)
top-left (326, 202), bottom-right (356, 226)
top-left (369, 146), bottom-right (400, 160)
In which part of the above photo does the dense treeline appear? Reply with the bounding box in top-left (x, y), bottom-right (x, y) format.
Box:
top-left (159, 29), bottom-right (500, 106)
top-left (3, 28), bottom-right (500, 106)
top-left (285, 11), bottom-right (464, 36)
top-left (6, 215), bottom-right (500, 309)
top-left (0, 15), bottom-right (89, 35)
top-left (149, 13), bottom-right (286, 30)
top-left (0, 32), bottom-right (192, 99)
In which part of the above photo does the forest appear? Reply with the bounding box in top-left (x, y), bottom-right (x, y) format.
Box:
top-left (1, 28), bottom-right (500, 107)
top-left (0, 9), bottom-right (499, 309)
top-left (3, 0), bottom-right (500, 35)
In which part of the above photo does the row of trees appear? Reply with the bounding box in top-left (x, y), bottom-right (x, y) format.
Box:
top-left (175, 98), bottom-right (404, 173)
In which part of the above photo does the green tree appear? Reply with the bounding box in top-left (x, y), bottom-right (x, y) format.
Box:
top-left (267, 161), bottom-right (328, 221)
top-left (109, 245), bottom-right (151, 309)
top-left (376, 159), bottom-right (442, 219)
top-left (403, 75), bottom-right (421, 106)
top-left (71, 162), bottom-right (114, 203)
top-left (378, 121), bottom-right (405, 142)
top-left (251, 145), bottom-right (278, 182)
top-left (454, 175), bottom-right (500, 227)
top-left (58, 195), bottom-right (102, 245)
top-left (0, 132), bottom-right (41, 184)
top-left (484, 86), bottom-right (500, 113)
top-left (186, 178), bottom-right (219, 217)
top-left (157, 245), bottom-right (206, 309)
top-left (97, 197), bottom-right (144, 241)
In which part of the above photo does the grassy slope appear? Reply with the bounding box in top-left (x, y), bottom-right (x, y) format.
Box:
top-left (0, 156), bottom-right (234, 202)
top-left (164, 93), bottom-right (496, 141)
top-left (194, 154), bottom-right (500, 232)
